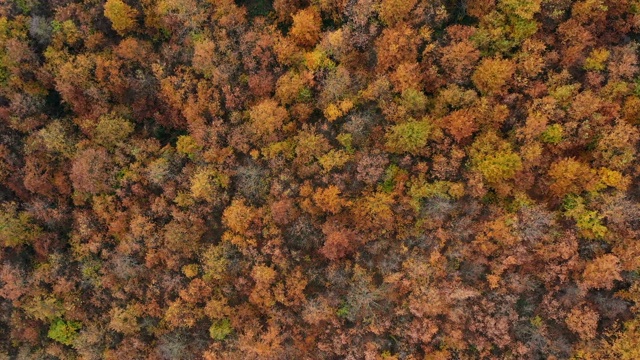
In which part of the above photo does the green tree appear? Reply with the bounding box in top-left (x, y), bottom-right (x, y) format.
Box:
top-left (385, 118), bottom-right (433, 154)
top-left (540, 124), bottom-right (563, 144)
top-left (209, 318), bottom-right (233, 340)
top-left (48, 318), bottom-right (82, 346)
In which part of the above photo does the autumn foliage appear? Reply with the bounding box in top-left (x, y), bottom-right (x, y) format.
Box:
top-left (1, 0), bottom-right (640, 359)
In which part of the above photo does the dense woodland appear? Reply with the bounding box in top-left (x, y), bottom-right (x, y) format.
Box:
top-left (1, 0), bottom-right (640, 358)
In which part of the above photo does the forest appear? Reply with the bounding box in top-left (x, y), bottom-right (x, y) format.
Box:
top-left (1, 0), bottom-right (640, 358)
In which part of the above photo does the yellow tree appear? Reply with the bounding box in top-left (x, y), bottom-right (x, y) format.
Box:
top-left (248, 99), bottom-right (289, 144)
top-left (469, 131), bottom-right (522, 185)
top-left (104, 0), bottom-right (138, 35)
top-left (222, 199), bottom-right (261, 248)
top-left (0, 202), bottom-right (42, 248)
top-left (290, 7), bottom-right (322, 47)
top-left (472, 58), bottom-right (516, 95)
top-left (378, 0), bottom-right (417, 26)
top-left (249, 265), bottom-right (277, 310)
top-left (93, 113), bottom-right (134, 149)
top-left (312, 185), bottom-right (349, 214)
top-left (548, 158), bottom-right (598, 197)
